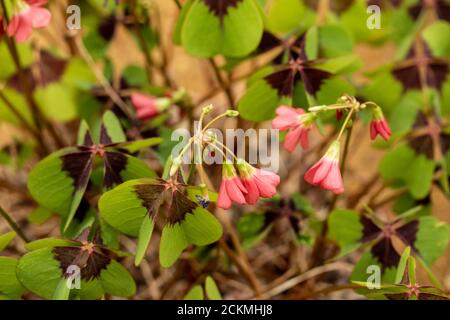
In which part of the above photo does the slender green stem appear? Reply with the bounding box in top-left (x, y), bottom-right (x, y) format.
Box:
top-left (336, 107), bottom-right (355, 141)
top-left (0, 206), bottom-right (29, 242)
top-left (339, 124), bottom-right (353, 173)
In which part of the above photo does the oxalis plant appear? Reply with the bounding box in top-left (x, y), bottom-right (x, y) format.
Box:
top-left (0, 0), bottom-right (449, 301)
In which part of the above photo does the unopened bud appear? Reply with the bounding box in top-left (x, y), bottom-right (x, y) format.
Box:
top-left (172, 88), bottom-right (187, 103)
top-left (202, 104), bottom-right (214, 115)
top-left (225, 110), bottom-right (239, 117)
top-left (156, 97), bottom-right (171, 111)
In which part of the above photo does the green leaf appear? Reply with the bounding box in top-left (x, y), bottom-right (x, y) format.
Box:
top-left (423, 21), bottom-right (450, 57)
top-left (395, 247), bottom-right (411, 284)
top-left (180, 0), bottom-right (263, 58)
top-left (159, 222), bottom-right (188, 268)
top-left (316, 77), bottom-right (356, 105)
top-left (77, 120), bottom-right (91, 145)
top-left (28, 206), bottom-right (54, 225)
top-left (379, 144), bottom-right (415, 181)
top-left (0, 257), bottom-right (26, 299)
top-left (388, 91), bottom-right (421, 134)
top-left (119, 154), bottom-right (157, 181)
top-left (328, 209), bottom-right (362, 253)
top-left (0, 42), bottom-right (34, 80)
top-left (316, 55), bottom-right (361, 74)
top-left (237, 212), bottom-right (269, 249)
top-left (266, 0), bottom-right (311, 34)
top-left (205, 276), bottom-right (222, 300)
top-left (134, 216), bottom-right (155, 266)
top-left (238, 79), bottom-right (281, 121)
top-left (173, 0), bottom-right (195, 45)
top-left (407, 256), bottom-right (416, 285)
top-left (16, 248), bottom-right (63, 300)
top-left (52, 278), bottom-right (71, 300)
top-left (351, 251), bottom-right (397, 284)
top-left (184, 285), bottom-right (204, 300)
top-left (102, 111), bottom-right (126, 143)
top-left (34, 84), bottom-right (78, 122)
top-left (415, 216), bottom-right (450, 265)
top-left (360, 72), bottom-right (402, 113)
top-left (27, 148), bottom-right (80, 214)
top-left (99, 260), bottom-right (136, 298)
top-left (99, 179), bottom-right (152, 236)
top-left (0, 87), bottom-right (34, 126)
top-left (182, 207), bottom-right (223, 246)
top-left (318, 24), bottom-right (353, 57)
top-left (25, 238), bottom-right (78, 251)
top-left (404, 155), bottom-right (435, 199)
top-left (119, 137), bottom-right (163, 153)
top-left (62, 58), bottom-right (96, 90)
top-left (0, 231), bottom-right (16, 252)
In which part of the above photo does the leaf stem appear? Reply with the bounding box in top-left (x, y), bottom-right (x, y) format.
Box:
top-left (208, 58), bottom-right (234, 108)
top-left (0, 206), bottom-right (29, 242)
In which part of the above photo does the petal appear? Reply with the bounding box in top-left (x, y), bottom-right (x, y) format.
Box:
top-left (300, 129), bottom-right (310, 149)
top-left (137, 106), bottom-right (158, 120)
top-left (28, 7), bottom-right (51, 28)
top-left (131, 93), bottom-right (156, 110)
top-left (304, 158), bottom-right (333, 185)
top-left (283, 126), bottom-right (303, 152)
top-left (254, 176), bottom-right (277, 197)
top-left (6, 15), bottom-right (20, 37)
top-left (226, 179), bottom-right (247, 204)
top-left (8, 14), bottom-right (33, 42)
top-left (272, 116), bottom-right (298, 131)
top-left (242, 179), bottom-right (259, 205)
top-left (276, 106), bottom-right (304, 117)
top-left (320, 162), bottom-right (344, 194)
top-left (370, 121), bottom-right (377, 140)
top-left (256, 169), bottom-right (280, 186)
top-left (217, 180), bottom-right (232, 209)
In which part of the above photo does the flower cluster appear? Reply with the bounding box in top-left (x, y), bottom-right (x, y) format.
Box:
top-left (169, 105), bottom-right (280, 210)
top-left (218, 160), bottom-right (280, 209)
top-left (272, 95), bottom-right (391, 195)
top-left (2, 0), bottom-right (51, 43)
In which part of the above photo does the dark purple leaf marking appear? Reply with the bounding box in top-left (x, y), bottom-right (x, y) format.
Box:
top-left (7, 51), bottom-right (67, 91)
top-left (61, 151), bottom-right (94, 191)
top-left (53, 242), bottom-right (116, 281)
top-left (103, 151), bottom-right (128, 189)
top-left (202, 0), bottom-right (243, 21)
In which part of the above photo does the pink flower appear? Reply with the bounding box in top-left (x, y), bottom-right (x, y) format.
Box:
top-left (7, 0), bottom-right (51, 43)
top-left (304, 141), bottom-right (344, 194)
top-left (370, 106), bottom-right (391, 141)
top-left (236, 160), bottom-right (280, 204)
top-left (131, 93), bottom-right (166, 121)
top-left (217, 163), bottom-right (248, 209)
top-left (272, 105), bottom-right (315, 152)
top-left (370, 119), bottom-right (391, 140)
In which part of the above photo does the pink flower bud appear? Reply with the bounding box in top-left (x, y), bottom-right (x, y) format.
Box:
top-left (304, 141), bottom-right (344, 194)
top-left (7, 0), bottom-right (51, 43)
top-left (131, 93), bottom-right (160, 121)
top-left (370, 107), bottom-right (391, 141)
